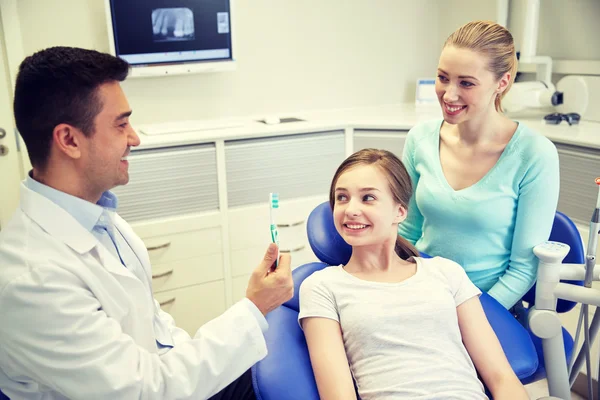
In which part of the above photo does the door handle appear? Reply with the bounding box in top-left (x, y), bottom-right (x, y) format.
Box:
top-left (0, 128), bottom-right (6, 139)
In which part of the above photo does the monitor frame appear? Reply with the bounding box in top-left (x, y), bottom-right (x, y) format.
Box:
top-left (104, 0), bottom-right (236, 78)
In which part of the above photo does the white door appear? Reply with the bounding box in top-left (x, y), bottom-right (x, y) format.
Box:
top-left (0, 19), bottom-right (23, 229)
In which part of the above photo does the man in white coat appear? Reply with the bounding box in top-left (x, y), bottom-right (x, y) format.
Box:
top-left (0, 46), bottom-right (294, 399)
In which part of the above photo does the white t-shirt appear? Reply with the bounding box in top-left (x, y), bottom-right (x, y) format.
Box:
top-left (298, 256), bottom-right (487, 400)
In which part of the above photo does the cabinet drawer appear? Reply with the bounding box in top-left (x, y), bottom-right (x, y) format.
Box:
top-left (152, 253), bottom-right (224, 294)
top-left (142, 227), bottom-right (223, 266)
top-left (285, 245), bottom-right (318, 270)
top-left (225, 132), bottom-right (345, 207)
top-left (555, 143), bottom-right (600, 224)
top-left (230, 247), bottom-right (266, 277)
top-left (232, 274), bottom-right (251, 304)
top-left (155, 280), bottom-right (226, 336)
top-left (111, 144), bottom-right (219, 222)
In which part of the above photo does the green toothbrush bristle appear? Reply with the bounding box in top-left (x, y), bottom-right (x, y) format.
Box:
top-left (270, 193), bottom-right (279, 208)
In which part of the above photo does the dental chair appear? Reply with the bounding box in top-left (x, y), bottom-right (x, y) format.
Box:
top-left (252, 202), bottom-right (541, 400)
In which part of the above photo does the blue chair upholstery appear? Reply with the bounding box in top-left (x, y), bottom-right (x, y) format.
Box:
top-left (0, 390), bottom-right (7, 400)
top-left (253, 202), bottom-right (539, 399)
top-left (520, 211), bottom-right (584, 384)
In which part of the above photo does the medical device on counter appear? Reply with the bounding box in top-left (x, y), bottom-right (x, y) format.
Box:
top-left (269, 193), bottom-right (280, 268)
top-left (530, 178), bottom-right (600, 399)
top-left (503, 80), bottom-right (563, 113)
top-left (555, 76), bottom-right (600, 123)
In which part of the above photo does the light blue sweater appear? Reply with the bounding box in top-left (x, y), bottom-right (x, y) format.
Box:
top-left (398, 119), bottom-right (560, 309)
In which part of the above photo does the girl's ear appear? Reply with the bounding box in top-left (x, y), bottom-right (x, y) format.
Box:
top-left (394, 204), bottom-right (408, 224)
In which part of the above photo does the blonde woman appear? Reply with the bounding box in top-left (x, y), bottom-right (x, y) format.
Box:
top-left (398, 21), bottom-right (560, 310)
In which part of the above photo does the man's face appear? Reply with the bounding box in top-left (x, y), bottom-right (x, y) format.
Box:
top-left (80, 81), bottom-right (139, 196)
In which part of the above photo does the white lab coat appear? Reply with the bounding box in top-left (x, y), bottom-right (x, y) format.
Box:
top-left (0, 184), bottom-right (268, 400)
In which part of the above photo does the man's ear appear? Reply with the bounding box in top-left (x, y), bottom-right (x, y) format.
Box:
top-left (394, 204), bottom-right (408, 224)
top-left (52, 124), bottom-right (83, 160)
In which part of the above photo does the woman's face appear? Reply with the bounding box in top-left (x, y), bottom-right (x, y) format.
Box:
top-left (435, 46), bottom-right (507, 124)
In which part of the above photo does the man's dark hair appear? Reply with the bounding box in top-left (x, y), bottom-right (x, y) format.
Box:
top-left (13, 46), bottom-right (130, 170)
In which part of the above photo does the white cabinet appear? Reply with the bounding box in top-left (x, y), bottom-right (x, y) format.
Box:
top-left (155, 281), bottom-right (227, 336)
top-left (554, 143), bottom-right (600, 225)
top-left (231, 274), bottom-right (251, 304)
top-left (228, 195), bottom-right (325, 275)
top-left (130, 212), bottom-right (224, 331)
top-left (112, 144), bottom-right (219, 223)
top-left (224, 131), bottom-right (345, 207)
top-left (227, 195), bottom-right (327, 301)
top-left (353, 129), bottom-right (408, 158)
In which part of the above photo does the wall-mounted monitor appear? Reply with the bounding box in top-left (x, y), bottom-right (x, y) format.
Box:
top-left (105, 0), bottom-right (235, 78)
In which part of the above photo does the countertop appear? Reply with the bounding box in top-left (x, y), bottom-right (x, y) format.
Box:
top-left (134, 103), bottom-right (600, 151)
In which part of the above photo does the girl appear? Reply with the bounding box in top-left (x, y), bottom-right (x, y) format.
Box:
top-left (398, 20), bottom-right (560, 310)
top-left (299, 149), bottom-right (527, 400)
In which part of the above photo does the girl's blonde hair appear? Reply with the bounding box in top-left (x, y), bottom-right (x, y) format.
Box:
top-left (444, 20), bottom-right (518, 113)
top-left (329, 148), bottom-right (419, 260)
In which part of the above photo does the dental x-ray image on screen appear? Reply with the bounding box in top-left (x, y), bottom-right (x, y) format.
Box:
top-left (152, 8), bottom-right (195, 42)
top-left (106, 0), bottom-right (235, 77)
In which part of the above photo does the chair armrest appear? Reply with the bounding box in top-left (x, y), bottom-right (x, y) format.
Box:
top-left (252, 306), bottom-right (320, 400)
top-left (480, 292), bottom-right (539, 380)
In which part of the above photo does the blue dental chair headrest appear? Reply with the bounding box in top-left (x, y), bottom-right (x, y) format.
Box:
top-left (306, 201), bottom-right (352, 266)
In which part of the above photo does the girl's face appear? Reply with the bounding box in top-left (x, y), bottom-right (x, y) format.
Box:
top-left (333, 164), bottom-right (406, 248)
top-left (435, 46), bottom-right (509, 124)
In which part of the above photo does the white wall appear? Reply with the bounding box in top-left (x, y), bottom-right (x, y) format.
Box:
top-left (12, 0), bottom-right (448, 125)
top-left (509, 0), bottom-right (600, 61)
top-left (9, 1), bottom-right (598, 125)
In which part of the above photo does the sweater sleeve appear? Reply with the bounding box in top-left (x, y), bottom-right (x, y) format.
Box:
top-left (488, 137), bottom-right (560, 308)
top-left (398, 128), bottom-right (425, 245)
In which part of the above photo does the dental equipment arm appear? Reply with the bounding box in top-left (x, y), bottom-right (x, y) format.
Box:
top-left (529, 178), bottom-right (600, 399)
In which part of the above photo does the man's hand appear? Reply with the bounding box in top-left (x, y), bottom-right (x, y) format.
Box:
top-left (246, 243), bottom-right (293, 316)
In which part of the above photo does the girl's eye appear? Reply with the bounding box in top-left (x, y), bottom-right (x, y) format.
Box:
top-left (363, 194), bottom-right (375, 201)
top-left (336, 194), bottom-right (348, 202)
top-left (461, 81), bottom-right (474, 87)
top-left (437, 75), bottom-right (448, 83)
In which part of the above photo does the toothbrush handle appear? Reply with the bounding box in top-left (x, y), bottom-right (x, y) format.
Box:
top-left (270, 225), bottom-right (280, 268)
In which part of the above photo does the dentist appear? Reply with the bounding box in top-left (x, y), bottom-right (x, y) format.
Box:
top-left (0, 46), bottom-right (293, 400)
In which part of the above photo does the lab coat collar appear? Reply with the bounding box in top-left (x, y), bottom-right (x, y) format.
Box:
top-left (19, 182), bottom-right (151, 282)
top-left (20, 182), bottom-right (99, 254)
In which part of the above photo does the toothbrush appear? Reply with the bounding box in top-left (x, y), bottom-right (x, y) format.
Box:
top-left (269, 193), bottom-right (280, 268)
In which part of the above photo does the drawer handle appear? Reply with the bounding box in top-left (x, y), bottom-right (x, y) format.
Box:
top-left (152, 268), bottom-right (174, 279)
top-left (280, 245), bottom-right (306, 253)
top-left (159, 296), bottom-right (176, 307)
top-left (277, 220), bottom-right (305, 228)
top-left (146, 241), bottom-right (172, 251)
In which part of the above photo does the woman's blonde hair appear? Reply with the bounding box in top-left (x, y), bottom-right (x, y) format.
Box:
top-left (444, 20), bottom-right (518, 113)
top-left (329, 148), bottom-right (419, 260)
